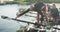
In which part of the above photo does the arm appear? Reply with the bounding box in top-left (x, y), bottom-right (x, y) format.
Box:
top-left (15, 9), bottom-right (30, 19)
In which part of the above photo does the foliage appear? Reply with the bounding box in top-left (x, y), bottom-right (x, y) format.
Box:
top-left (46, 24), bottom-right (52, 29)
top-left (14, 0), bottom-right (60, 4)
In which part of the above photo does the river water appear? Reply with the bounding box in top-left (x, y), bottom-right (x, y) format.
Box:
top-left (0, 4), bottom-right (31, 32)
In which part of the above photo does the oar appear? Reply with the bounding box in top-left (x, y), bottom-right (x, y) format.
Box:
top-left (1, 16), bottom-right (35, 24)
top-left (1, 16), bottom-right (60, 30)
top-left (1, 16), bottom-right (45, 26)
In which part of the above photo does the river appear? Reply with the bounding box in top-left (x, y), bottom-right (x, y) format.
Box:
top-left (0, 4), bottom-right (30, 32)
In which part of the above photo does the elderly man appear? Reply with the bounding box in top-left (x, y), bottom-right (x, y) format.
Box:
top-left (15, 2), bottom-right (49, 23)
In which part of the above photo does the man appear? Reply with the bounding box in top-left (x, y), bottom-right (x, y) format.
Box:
top-left (15, 2), bottom-right (49, 32)
top-left (15, 2), bottom-right (49, 23)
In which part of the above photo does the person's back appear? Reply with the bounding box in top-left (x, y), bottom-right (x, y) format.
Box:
top-left (34, 1), bottom-right (44, 11)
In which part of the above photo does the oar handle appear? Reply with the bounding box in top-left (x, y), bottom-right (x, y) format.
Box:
top-left (1, 16), bottom-right (8, 19)
top-left (1, 16), bottom-right (35, 24)
top-left (1, 16), bottom-right (45, 25)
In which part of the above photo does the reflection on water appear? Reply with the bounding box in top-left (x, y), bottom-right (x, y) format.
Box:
top-left (0, 4), bottom-right (30, 32)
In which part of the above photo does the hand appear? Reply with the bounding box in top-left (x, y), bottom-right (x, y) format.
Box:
top-left (15, 13), bottom-right (21, 19)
